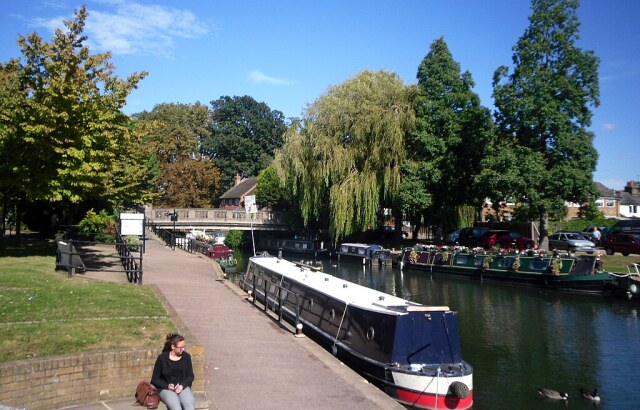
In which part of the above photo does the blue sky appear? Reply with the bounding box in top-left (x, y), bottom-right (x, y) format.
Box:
top-left (1, 0), bottom-right (638, 190)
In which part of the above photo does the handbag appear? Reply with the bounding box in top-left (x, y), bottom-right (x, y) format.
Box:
top-left (135, 380), bottom-right (159, 409)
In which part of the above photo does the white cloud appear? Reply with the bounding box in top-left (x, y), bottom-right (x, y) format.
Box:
top-left (29, 1), bottom-right (209, 57)
top-left (247, 70), bottom-right (293, 86)
top-left (602, 123), bottom-right (617, 131)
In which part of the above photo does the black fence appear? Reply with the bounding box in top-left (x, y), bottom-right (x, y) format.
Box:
top-left (55, 230), bottom-right (144, 284)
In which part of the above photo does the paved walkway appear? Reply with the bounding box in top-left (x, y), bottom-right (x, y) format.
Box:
top-left (65, 231), bottom-right (402, 410)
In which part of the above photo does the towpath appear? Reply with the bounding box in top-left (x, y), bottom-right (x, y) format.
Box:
top-left (65, 231), bottom-right (402, 410)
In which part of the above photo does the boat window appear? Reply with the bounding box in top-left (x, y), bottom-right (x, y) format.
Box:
top-left (340, 245), bottom-right (348, 252)
top-left (530, 260), bottom-right (550, 271)
top-left (366, 327), bottom-right (375, 341)
top-left (308, 298), bottom-right (314, 309)
top-left (455, 256), bottom-right (468, 265)
top-left (358, 248), bottom-right (365, 255)
top-left (302, 243), bottom-right (308, 249)
top-left (495, 257), bottom-right (513, 269)
top-left (329, 308), bottom-right (336, 321)
top-left (473, 257), bottom-right (483, 267)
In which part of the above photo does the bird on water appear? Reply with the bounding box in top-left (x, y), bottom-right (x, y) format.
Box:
top-left (580, 388), bottom-right (601, 403)
top-left (537, 388), bottom-right (569, 400)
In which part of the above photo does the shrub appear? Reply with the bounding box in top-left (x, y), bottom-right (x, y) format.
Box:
top-left (78, 209), bottom-right (117, 242)
top-left (224, 230), bottom-right (244, 249)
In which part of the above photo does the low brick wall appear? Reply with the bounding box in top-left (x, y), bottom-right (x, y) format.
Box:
top-left (0, 345), bottom-right (205, 409)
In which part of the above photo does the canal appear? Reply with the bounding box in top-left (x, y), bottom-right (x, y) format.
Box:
top-left (231, 251), bottom-right (640, 409)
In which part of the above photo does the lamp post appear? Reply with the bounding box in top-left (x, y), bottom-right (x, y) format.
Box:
top-left (165, 210), bottom-right (178, 250)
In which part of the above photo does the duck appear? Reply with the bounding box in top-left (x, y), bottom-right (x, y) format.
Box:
top-left (537, 387), bottom-right (569, 400)
top-left (580, 388), bottom-right (600, 403)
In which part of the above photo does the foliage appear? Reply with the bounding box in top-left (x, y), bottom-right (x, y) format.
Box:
top-left (202, 95), bottom-right (287, 190)
top-left (77, 209), bottom-right (117, 241)
top-left (137, 103), bottom-right (222, 207)
top-left (256, 165), bottom-right (288, 210)
top-left (224, 230), bottom-right (244, 249)
top-left (490, 0), bottom-right (600, 244)
top-left (0, 6), bottom-right (147, 212)
top-left (0, 251), bottom-right (173, 361)
top-left (409, 38), bottom-right (494, 233)
top-left (274, 70), bottom-right (414, 243)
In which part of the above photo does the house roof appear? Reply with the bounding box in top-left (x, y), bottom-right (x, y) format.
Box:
top-left (595, 182), bottom-right (617, 198)
top-left (619, 191), bottom-right (640, 206)
top-left (219, 177), bottom-right (257, 200)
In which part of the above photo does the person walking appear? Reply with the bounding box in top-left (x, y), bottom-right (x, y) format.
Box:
top-left (151, 333), bottom-right (195, 410)
top-left (592, 227), bottom-right (601, 245)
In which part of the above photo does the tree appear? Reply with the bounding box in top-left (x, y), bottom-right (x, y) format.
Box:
top-left (202, 96), bottom-right (287, 190)
top-left (137, 103), bottom-right (222, 207)
top-left (274, 70), bottom-right (414, 243)
top-left (491, 0), bottom-right (600, 248)
top-left (0, 6), bottom-right (147, 230)
top-left (256, 166), bottom-right (287, 210)
top-left (407, 38), bottom-right (494, 233)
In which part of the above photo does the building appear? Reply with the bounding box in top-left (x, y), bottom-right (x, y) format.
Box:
top-left (619, 180), bottom-right (640, 218)
top-left (217, 174), bottom-right (257, 210)
top-left (565, 182), bottom-right (620, 219)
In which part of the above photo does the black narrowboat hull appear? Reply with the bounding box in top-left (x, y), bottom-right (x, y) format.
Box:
top-left (239, 255), bottom-right (473, 410)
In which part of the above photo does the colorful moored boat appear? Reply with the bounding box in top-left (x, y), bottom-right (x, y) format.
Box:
top-left (400, 246), bottom-right (616, 293)
top-left (239, 254), bottom-right (473, 410)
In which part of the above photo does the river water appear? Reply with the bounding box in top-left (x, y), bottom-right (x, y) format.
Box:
top-left (231, 251), bottom-right (640, 409)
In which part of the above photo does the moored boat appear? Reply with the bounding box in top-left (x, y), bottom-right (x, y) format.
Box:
top-left (256, 236), bottom-right (329, 259)
top-left (335, 242), bottom-right (392, 265)
top-left (239, 254), bottom-right (473, 410)
top-left (400, 246), bottom-right (616, 293)
top-left (609, 263), bottom-right (640, 299)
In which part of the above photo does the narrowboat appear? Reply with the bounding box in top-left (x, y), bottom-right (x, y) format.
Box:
top-left (335, 243), bottom-right (392, 265)
top-left (399, 246), bottom-right (616, 293)
top-left (610, 263), bottom-right (640, 299)
top-left (257, 236), bottom-right (329, 259)
top-left (239, 254), bottom-right (473, 410)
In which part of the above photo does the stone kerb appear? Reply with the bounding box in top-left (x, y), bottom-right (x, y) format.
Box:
top-left (0, 345), bottom-right (205, 409)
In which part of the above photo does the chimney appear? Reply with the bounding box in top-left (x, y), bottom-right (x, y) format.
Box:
top-left (626, 180), bottom-right (639, 195)
top-left (234, 173), bottom-right (242, 186)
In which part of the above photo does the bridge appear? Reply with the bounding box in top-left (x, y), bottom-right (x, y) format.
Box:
top-left (144, 207), bottom-right (290, 233)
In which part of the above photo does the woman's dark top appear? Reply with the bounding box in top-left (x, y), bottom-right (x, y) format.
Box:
top-left (151, 351), bottom-right (194, 390)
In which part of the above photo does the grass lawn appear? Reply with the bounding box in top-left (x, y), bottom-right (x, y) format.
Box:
top-left (0, 236), bottom-right (174, 362)
top-left (589, 251), bottom-right (640, 274)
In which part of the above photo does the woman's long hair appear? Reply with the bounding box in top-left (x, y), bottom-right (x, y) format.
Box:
top-left (163, 333), bottom-right (185, 352)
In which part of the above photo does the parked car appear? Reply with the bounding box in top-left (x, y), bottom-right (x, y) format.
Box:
top-left (457, 227), bottom-right (490, 247)
top-left (609, 220), bottom-right (640, 235)
top-left (480, 230), bottom-right (536, 250)
top-left (549, 231), bottom-right (596, 254)
top-left (603, 233), bottom-right (640, 256)
top-left (445, 229), bottom-right (462, 244)
top-left (582, 226), bottom-right (608, 245)
top-left (372, 226), bottom-right (409, 240)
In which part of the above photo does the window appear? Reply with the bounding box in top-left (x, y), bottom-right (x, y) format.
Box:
top-left (606, 199), bottom-right (615, 207)
top-left (595, 199), bottom-right (604, 207)
top-left (630, 205), bottom-right (638, 214)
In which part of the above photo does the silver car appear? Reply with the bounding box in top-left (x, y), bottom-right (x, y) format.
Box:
top-left (549, 231), bottom-right (596, 254)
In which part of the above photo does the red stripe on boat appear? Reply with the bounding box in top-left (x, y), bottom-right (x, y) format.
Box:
top-left (395, 388), bottom-right (473, 410)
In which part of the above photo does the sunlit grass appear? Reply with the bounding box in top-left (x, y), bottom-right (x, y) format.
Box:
top-left (0, 239), bottom-right (174, 362)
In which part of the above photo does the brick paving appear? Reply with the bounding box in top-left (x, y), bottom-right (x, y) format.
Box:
top-left (64, 231), bottom-right (402, 410)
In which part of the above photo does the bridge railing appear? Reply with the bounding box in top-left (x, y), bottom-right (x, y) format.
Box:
top-left (145, 207), bottom-right (287, 227)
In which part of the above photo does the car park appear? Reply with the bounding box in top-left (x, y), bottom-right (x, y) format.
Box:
top-left (549, 231), bottom-right (596, 254)
top-left (603, 233), bottom-right (640, 256)
top-left (480, 230), bottom-right (535, 250)
top-left (456, 227), bottom-right (490, 247)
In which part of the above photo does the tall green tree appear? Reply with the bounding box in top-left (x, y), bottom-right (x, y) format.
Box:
top-left (274, 70), bottom-right (414, 243)
top-left (0, 6), bottom-right (147, 228)
top-left (490, 0), bottom-right (599, 247)
top-left (202, 96), bottom-right (287, 189)
top-left (137, 103), bottom-right (221, 207)
top-left (408, 38), bottom-right (493, 233)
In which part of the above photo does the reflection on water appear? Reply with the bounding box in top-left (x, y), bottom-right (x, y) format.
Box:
top-left (232, 254), bottom-right (640, 410)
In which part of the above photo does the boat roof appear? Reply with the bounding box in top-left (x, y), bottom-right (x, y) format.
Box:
top-left (250, 255), bottom-right (449, 315)
top-left (339, 243), bottom-right (385, 249)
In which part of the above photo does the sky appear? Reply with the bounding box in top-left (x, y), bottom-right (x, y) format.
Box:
top-left (1, 0), bottom-right (638, 190)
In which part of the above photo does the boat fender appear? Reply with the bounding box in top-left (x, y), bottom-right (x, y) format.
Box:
top-left (630, 283), bottom-right (638, 295)
top-left (449, 381), bottom-right (470, 399)
top-left (331, 344), bottom-right (338, 356)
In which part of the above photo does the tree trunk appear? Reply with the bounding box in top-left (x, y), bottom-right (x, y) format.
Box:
top-left (538, 212), bottom-right (549, 250)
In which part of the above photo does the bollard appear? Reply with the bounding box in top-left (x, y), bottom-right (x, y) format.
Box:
top-left (295, 323), bottom-right (304, 337)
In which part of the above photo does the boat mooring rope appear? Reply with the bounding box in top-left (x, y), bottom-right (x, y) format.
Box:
top-left (332, 302), bottom-right (350, 352)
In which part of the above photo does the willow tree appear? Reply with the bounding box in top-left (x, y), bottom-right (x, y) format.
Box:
top-left (490, 0), bottom-right (599, 247)
top-left (274, 70), bottom-right (414, 243)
